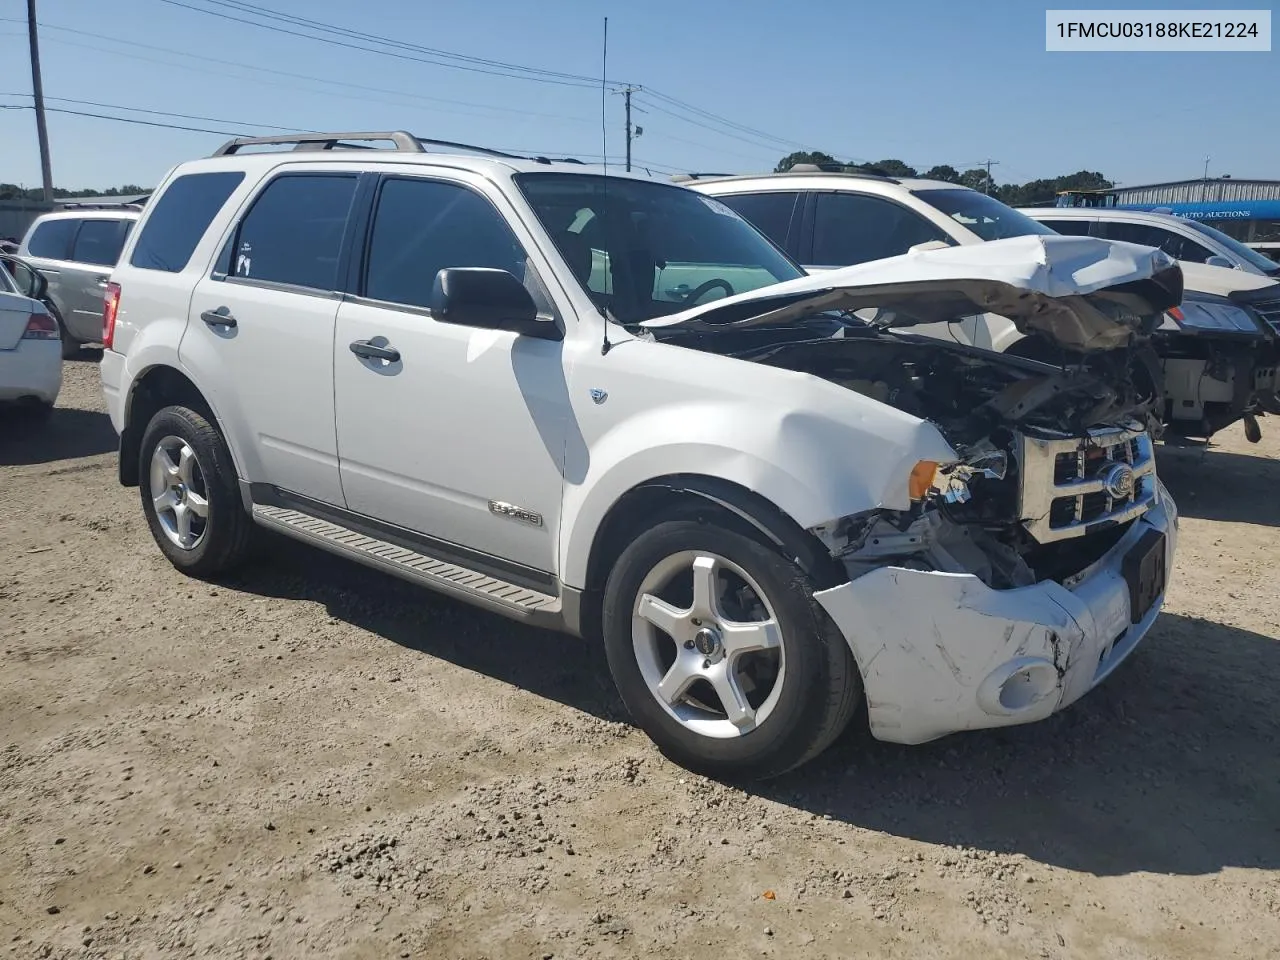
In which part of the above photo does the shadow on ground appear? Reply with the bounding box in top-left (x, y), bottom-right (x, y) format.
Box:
top-left (0, 406), bottom-right (116, 466)
top-left (1158, 442), bottom-right (1280, 526)
top-left (232, 534), bottom-right (1279, 880)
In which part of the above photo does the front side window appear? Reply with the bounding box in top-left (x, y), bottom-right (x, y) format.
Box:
top-left (232, 174), bottom-right (357, 291)
top-left (516, 173), bottom-right (803, 325)
top-left (363, 178), bottom-right (528, 309)
top-left (26, 218), bottom-right (77, 259)
top-left (71, 219), bottom-right (130, 266)
top-left (812, 192), bottom-right (952, 266)
top-left (714, 192), bottom-right (800, 253)
top-left (919, 188), bottom-right (1057, 241)
top-left (131, 171), bottom-right (245, 273)
top-left (1183, 219), bottom-right (1280, 274)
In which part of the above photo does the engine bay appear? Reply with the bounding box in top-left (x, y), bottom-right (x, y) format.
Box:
top-left (659, 321), bottom-right (1163, 588)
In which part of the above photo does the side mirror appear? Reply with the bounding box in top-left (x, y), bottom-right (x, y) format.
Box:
top-left (430, 268), bottom-right (562, 341)
top-left (1204, 255), bottom-right (1235, 269)
top-left (908, 240), bottom-right (951, 255)
top-left (3, 258), bottom-right (48, 300)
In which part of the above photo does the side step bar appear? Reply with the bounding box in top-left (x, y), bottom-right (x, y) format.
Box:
top-left (251, 504), bottom-right (562, 626)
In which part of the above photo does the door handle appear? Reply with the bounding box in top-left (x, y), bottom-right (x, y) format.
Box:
top-left (349, 339), bottom-right (400, 363)
top-left (200, 306), bottom-right (237, 328)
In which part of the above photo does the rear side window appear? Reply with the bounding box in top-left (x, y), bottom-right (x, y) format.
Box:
top-left (26, 218), bottom-right (77, 259)
top-left (812, 193), bottom-right (951, 266)
top-left (131, 171), bottom-right (245, 272)
top-left (71, 219), bottom-right (130, 266)
top-left (1037, 218), bottom-right (1094, 237)
top-left (716, 192), bottom-right (800, 252)
top-left (363, 177), bottom-right (527, 308)
top-left (231, 174), bottom-right (357, 291)
top-left (1101, 221), bottom-right (1214, 264)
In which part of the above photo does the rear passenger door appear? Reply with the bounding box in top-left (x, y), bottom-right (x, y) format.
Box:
top-left (184, 169), bottom-right (361, 506)
top-left (61, 218), bottom-right (132, 341)
top-left (1033, 217), bottom-right (1100, 237)
top-left (20, 217), bottom-right (80, 333)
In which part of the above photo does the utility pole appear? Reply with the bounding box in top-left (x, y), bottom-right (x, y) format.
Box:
top-left (982, 158), bottom-right (999, 194)
top-left (615, 85), bottom-right (641, 172)
top-left (26, 0), bottom-right (54, 203)
top-left (1202, 155), bottom-right (1210, 201)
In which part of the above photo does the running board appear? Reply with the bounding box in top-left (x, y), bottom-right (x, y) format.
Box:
top-left (251, 504), bottom-right (562, 625)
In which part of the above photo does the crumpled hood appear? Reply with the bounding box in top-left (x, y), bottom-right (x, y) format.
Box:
top-left (645, 235), bottom-right (1184, 352)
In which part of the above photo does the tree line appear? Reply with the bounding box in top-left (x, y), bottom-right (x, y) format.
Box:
top-left (0, 184), bottom-right (150, 202)
top-left (773, 152), bottom-right (1112, 207)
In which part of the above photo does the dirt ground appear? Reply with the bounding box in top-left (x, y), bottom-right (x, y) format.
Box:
top-left (2, 356), bottom-right (1278, 960)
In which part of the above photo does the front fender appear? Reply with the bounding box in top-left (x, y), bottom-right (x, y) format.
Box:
top-left (557, 397), bottom-right (955, 589)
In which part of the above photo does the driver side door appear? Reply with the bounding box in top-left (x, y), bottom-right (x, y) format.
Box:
top-left (333, 173), bottom-right (570, 578)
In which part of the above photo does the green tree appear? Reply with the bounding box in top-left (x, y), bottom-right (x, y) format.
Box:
top-left (921, 164), bottom-right (961, 183)
top-left (958, 167), bottom-right (996, 194)
top-left (774, 151), bottom-right (838, 173)
top-left (862, 159), bottom-right (917, 178)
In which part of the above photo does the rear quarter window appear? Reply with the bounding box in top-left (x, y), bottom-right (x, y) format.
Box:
top-left (25, 218), bottom-right (78, 259)
top-left (130, 171), bottom-right (245, 273)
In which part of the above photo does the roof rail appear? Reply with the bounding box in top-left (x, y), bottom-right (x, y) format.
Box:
top-left (211, 131), bottom-right (428, 157)
top-left (55, 199), bottom-right (149, 210)
top-left (670, 172), bottom-right (734, 183)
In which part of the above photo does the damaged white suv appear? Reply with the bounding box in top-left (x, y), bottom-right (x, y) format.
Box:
top-left (101, 132), bottom-right (1179, 778)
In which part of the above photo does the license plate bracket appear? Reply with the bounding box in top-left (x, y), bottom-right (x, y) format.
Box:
top-left (1122, 529), bottom-right (1166, 624)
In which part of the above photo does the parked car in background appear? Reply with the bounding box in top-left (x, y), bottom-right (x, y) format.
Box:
top-left (102, 131), bottom-right (1178, 777)
top-left (0, 256), bottom-right (61, 419)
top-left (18, 202), bottom-right (145, 357)
top-left (1020, 206), bottom-right (1280, 278)
top-left (689, 169), bottom-right (1279, 441)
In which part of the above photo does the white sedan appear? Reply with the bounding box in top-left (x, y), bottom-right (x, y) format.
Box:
top-left (0, 257), bottom-right (62, 419)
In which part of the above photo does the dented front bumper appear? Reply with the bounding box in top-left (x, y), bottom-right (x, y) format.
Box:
top-left (813, 485), bottom-right (1178, 745)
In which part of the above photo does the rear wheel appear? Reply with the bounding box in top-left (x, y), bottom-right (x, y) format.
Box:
top-left (139, 404), bottom-right (254, 577)
top-left (602, 519), bottom-right (861, 779)
top-left (52, 309), bottom-right (80, 360)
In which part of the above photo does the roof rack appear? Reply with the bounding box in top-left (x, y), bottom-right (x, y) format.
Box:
top-left (55, 197), bottom-right (150, 210)
top-left (670, 172), bottom-right (734, 183)
top-left (211, 130), bottom-right (538, 162)
top-left (212, 131), bottom-right (429, 156)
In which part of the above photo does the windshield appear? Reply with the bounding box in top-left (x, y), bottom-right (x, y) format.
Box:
top-left (1182, 219), bottom-right (1280, 275)
top-left (515, 173), bottom-right (804, 325)
top-left (919, 188), bottom-right (1058, 242)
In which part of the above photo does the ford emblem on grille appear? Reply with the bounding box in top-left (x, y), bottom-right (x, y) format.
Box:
top-left (1102, 462), bottom-right (1136, 499)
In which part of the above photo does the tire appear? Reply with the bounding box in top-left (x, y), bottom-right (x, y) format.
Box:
top-left (52, 310), bottom-right (80, 360)
top-left (138, 404), bottom-right (254, 578)
top-left (602, 519), bottom-right (861, 780)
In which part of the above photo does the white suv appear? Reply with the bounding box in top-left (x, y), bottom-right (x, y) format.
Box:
top-left (691, 170), bottom-right (1280, 441)
top-left (101, 132), bottom-right (1179, 777)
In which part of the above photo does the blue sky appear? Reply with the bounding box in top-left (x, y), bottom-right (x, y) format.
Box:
top-left (0, 0), bottom-right (1275, 190)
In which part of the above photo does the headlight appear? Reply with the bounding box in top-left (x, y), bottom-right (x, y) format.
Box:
top-left (1169, 298), bottom-right (1262, 335)
top-left (910, 451), bottom-right (1008, 504)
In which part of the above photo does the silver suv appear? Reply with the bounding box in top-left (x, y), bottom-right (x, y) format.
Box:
top-left (19, 203), bottom-right (144, 357)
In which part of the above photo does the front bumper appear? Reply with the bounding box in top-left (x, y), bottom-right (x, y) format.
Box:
top-left (813, 487), bottom-right (1178, 745)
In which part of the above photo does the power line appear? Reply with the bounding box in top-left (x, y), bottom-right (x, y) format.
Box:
top-left (146, 0), bottom-right (825, 161)
top-left (152, 0), bottom-right (601, 88)
top-left (0, 102), bottom-right (244, 136)
top-left (1, 92), bottom-right (314, 133)
top-left (187, 0), bottom-right (603, 86)
top-left (15, 20), bottom-right (597, 126)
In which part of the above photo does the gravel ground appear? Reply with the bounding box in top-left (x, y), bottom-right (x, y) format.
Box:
top-left (2, 357), bottom-right (1278, 960)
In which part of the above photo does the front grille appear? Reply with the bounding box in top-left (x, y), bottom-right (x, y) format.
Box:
top-left (1018, 424), bottom-right (1157, 543)
top-left (1250, 297), bottom-right (1280, 337)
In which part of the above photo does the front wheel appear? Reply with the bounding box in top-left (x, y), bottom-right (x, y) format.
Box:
top-left (602, 520), bottom-right (861, 779)
top-left (139, 404), bottom-right (254, 577)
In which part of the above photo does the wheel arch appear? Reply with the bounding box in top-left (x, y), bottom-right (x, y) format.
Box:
top-left (119, 364), bottom-right (237, 488)
top-left (573, 474), bottom-right (845, 641)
